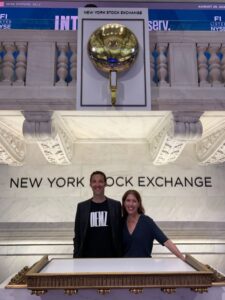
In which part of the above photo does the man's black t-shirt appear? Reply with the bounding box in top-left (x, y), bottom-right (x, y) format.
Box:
top-left (82, 200), bottom-right (116, 258)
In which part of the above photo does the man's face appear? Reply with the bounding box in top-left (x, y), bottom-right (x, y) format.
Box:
top-left (90, 174), bottom-right (106, 197)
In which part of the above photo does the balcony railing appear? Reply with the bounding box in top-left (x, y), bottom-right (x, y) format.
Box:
top-left (0, 30), bottom-right (225, 111)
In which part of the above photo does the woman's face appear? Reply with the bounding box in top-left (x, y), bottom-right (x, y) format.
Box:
top-left (124, 193), bottom-right (139, 216)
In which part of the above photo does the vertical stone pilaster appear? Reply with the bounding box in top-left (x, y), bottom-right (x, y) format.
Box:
top-left (26, 42), bottom-right (56, 86)
top-left (169, 43), bottom-right (198, 87)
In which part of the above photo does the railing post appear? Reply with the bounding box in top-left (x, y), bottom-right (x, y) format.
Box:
top-left (0, 42), bottom-right (15, 86)
top-left (208, 43), bottom-right (222, 86)
top-left (26, 42), bottom-right (56, 86)
top-left (55, 42), bottom-right (68, 86)
top-left (168, 42), bottom-right (198, 87)
top-left (197, 43), bottom-right (210, 87)
top-left (14, 42), bottom-right (27, 86)
top-left (156, 42), bottom-right (169, 86)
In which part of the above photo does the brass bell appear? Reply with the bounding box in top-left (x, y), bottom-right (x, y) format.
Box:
top-left (87, 23), bottom-right (139, 106)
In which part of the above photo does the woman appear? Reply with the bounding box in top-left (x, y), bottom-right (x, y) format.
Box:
top-left (122, 189), bottom-right (185, 260)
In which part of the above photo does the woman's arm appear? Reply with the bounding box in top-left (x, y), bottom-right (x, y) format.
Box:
top-left (164, 239), bottom-right (186, 261)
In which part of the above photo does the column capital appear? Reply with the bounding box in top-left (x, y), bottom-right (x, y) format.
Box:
top-left (149, 112), bottom-right (203, 165)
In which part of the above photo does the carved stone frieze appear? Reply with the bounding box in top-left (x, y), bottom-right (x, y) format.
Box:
top-left (0, 121), bottom-right (25, 166)
top-left (22, 112), bottom-right (73, 165)
top-left (149, 112), bottom-right (203, 165)
top-left (196, 126), bottom-right (225, 165)
top-left (149, 125), bottom-right (186, 165)
top-left (37, 121), bottom-right (73, 165)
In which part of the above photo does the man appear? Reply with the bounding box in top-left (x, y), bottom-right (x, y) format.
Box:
top-left (73, 171), bottom-right (122, 258)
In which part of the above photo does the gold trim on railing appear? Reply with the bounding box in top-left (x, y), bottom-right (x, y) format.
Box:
top-left (64, 289), bottom-right (78, 295)
top-left (31, 290), bottom-right (47, 296)
top-left (98, 289), bottom-right (110, 295)
top-left (191, 287), bottom-right (208, 293)
top-left (161, 287), bottom-right (176, 294)
top-left (129, 288), bottom-right (143, 294)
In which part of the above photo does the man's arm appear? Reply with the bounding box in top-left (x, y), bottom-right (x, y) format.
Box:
top-left (164, 239), bottom-right (186, 261)
top-left (73, 204), bottom-right (81, 258)
top-left (115, 201), bottom-right (123, 257)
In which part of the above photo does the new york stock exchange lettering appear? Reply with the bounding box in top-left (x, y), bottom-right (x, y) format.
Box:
top-left (9, 176), bottom-right (212, 189)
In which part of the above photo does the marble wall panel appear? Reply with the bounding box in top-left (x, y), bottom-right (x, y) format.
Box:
top-left (0, 143), bottom-right (225, 283)
top-left (0, 143), bottom-right (224, 223)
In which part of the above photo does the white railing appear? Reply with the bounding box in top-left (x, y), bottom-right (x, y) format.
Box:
top-left (150, 31), bottom-right (225, 87)
top-left (0, 42), bottom-right (27, 86)
top-left (0, 30), bottom-right (225, 111)
top-left (55, 42), bottom-right (76, 86)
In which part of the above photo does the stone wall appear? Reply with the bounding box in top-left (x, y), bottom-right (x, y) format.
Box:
top-left (0, 143), bottom-right (225, 283)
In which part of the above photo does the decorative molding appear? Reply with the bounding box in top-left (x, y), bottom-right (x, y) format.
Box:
top-left (37, 115), bottom-right (73, 165)
top-left (37, 129), bottom-right (73, 165)
top-left (172, 112), bottom-right (203, 141)
top-left (149, 118), bottom-right (186, 165)
top-left (22, 111), bottom-right (56, 141)
top-left (23, 112), bottom-right (73, 165)
top-left (196, 126), bottom-right (225, 165)
top-left (0, 121), bottom-right (25, 166)
top-left (149, 112), bottom-right (203, 165)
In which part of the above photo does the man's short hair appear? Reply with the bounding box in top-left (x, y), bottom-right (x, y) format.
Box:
top-left (90, 171), bottom-right (107, 183)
